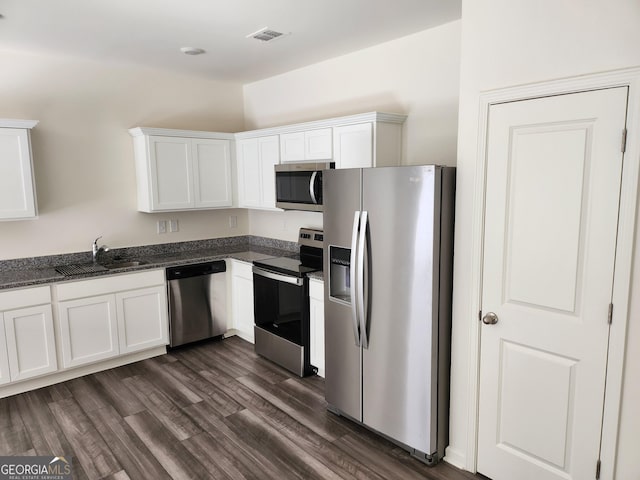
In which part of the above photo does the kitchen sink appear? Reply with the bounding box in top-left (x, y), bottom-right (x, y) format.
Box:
top-left (103, 260), bottom-right (147, 269)
top-left (55, 260), bottom-right (147, 276)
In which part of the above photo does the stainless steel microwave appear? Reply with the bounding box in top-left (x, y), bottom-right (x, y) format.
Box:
top-left (275, 162), bottom-right (335, 212)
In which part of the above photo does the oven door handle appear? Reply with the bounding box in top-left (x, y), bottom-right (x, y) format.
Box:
top-left (252, 266), bottom-right (304, 286)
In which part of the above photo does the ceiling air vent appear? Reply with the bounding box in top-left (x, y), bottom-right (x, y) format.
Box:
top-left (247, 27), bottom-right (288, 42)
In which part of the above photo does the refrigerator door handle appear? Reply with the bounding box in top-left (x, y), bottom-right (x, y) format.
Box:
top-left (358, 210), bottom-right (369, 349)
top-left (309, 171), bottom-right (319, 204)
top-left (350, 211), bottom-right (361, 347)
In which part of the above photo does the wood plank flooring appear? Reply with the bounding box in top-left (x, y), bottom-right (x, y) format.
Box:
top-left (0, 336), bottom-right (482, 480)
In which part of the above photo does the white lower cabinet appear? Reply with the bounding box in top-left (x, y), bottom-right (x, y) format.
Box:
top-left (0, 286), bottom-right (57, 384)
top-left (116, 286), bottom-right (168, 354)
top-left (309, 278), bottom-right (325, 377)
top-left (57, 295), bottom-right (119, 368)
top-left (55, 270), bottom-right (168, 369)
top-left (0, 313), bottom-right (9, 385)
top-left (230, 259), bottom-right (255, 343)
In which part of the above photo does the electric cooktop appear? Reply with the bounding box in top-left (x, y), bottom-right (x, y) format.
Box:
top-left (252, 228), bottom-right (324, 277)
top-left (253, 256), bottom-right (318, 278)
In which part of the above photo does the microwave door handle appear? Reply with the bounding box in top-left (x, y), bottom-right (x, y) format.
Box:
top-left (309, 171), bottom-right (319, 204)
top-left (350, 211), bottom-right (361, 347)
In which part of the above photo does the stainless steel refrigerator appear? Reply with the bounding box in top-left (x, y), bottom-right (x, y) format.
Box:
top-left (323, 165), bottom-right (455, 465)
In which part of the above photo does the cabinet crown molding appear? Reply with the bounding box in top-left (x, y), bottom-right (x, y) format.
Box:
top-left (234, 111), bottom-right (407, 139)
top-left (0, 119), bottom-right (39, 129)
top-left (128, 127), bottom-right (235, 140)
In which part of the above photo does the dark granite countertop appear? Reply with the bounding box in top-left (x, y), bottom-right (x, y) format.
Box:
top-left (0, 236), bottom-right (298, 291)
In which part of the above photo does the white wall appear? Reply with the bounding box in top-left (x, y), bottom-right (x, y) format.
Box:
top-left (450, 1), bottom-right (640, 477)
top-left (243, 21), bottom-right (461, 241)
top-left (0, 50), bottom-right (248, 260)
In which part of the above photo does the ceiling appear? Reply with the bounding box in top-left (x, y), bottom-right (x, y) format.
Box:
top-left (0, 0), bottom-right (461, 83)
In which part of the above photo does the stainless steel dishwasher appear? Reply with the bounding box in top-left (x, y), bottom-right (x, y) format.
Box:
top-left (166, 260), bottom-right (227, 347)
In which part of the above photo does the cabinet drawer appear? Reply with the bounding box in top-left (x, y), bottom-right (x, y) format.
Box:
top-left (0, 286), bottom-right (51, 310)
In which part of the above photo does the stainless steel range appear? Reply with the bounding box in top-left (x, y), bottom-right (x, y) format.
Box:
top-left (252, 228), bottom-right (323, 376)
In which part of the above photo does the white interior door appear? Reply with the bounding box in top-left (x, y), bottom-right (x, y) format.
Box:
top-left (477, 87), bottom-right (627, 480)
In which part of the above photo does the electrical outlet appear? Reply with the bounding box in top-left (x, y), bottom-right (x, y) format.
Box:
top-left (229, 215), bottom-right (237, 228)
top-left (157, 220), bottom-right (167, 234)
top-left (169, 219), bottom-right (179, 232)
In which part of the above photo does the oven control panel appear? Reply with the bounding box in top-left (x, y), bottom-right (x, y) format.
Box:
top-left (299, 228), bottom-right (323, 248)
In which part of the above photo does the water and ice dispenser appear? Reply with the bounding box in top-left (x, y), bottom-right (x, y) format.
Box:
top-left (329, 246), bottom-right (351, 303)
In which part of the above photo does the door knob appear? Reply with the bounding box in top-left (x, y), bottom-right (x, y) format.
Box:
top-left (482, 312), bottom-right (499, 325)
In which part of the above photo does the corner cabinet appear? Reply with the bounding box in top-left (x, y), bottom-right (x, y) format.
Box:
top-left (129, 127), bottom-right (234, 212)
top-left (0, 119), bottom-right (39, 220)
top-left (236, 135), bottom-right (280, 210)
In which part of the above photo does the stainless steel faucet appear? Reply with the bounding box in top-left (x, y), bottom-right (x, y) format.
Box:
top-left (92, 236), bottom-right (109, 263)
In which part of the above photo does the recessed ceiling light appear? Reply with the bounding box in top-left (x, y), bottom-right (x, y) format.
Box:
top-left (180, 47), bottom-right (205, 56)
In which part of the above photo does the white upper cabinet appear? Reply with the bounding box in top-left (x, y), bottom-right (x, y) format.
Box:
top-left (333, 118), bottom-right (404, 169)
top-left (192, 138), bottom-right (233, 208)
top-left (0, 120), bottom-right (39, 220)
top-left (241, 112), bottom-right (405, 170)
top-left (333, 123), bottom-right (374, 169)
top-left (280, 128), bottom-right (332, 162)
top-left (236, 135), bottom-right (280, 210)
top-left (129, 127), bottom-right (233, 212)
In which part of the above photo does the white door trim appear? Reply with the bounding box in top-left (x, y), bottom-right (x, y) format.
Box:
top-left (465, 67), bottom-right (640, 480)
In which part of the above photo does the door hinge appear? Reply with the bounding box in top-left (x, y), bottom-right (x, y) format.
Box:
top-left (621, 128), bottom-right (627, 153)
top-left (608, 303), bottom-right (614, 325)
top-left (596, 459), bottom-right (601, 479)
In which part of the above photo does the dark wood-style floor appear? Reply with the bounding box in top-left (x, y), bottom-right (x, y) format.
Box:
top-left (0, 336), bottom-right (481, 480)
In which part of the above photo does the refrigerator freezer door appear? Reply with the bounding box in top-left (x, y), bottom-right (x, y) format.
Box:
top-left (361, 165), bottom-right (440, 454)
top-left (323, 168), bottom-right (363, 421)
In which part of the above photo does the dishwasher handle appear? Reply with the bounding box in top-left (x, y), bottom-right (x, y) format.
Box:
top-left (166, 260), bottom-right (226, 280)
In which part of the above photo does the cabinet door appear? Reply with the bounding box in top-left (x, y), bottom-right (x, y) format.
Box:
top-left (305, 128), bottom-right (332, 160)
top-left (58, 295), bottom-right (119, 368)
top-left (280, 129), bottom-right (332, 162)
top-left (0, 313), bottom-right (10, 385)
top-left (3, 304), bottom-right (57, 381)
top-left (333, 123), bottom-right (373, 169)
top-left (192, 139), bottom-right (233, 208)
top-left (258, 136), bottom-right (280, 209)
top-left (116, 286), bottom-right (169, 354)
top-left (237, 138), bottom-right (262, 208)
top-left (231, 261), bottom-right (255, 343)
top-left (149, 136), bottom-right (194, 210)
top-left (280, 132), bottom-right (305, 162)
top-left (309, 279), bottom-right (325, 377)
top-left (0, 128), bottom-right (37, 219)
